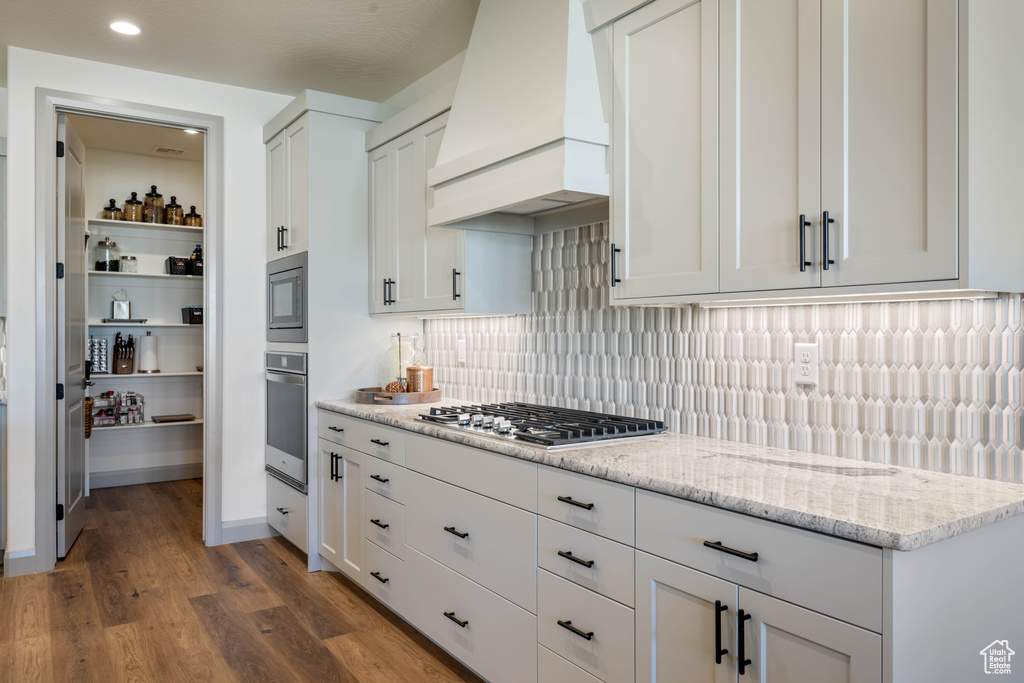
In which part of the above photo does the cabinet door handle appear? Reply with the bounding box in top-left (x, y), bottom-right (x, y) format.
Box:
top-left (328, 425), bottom-right (344, 433)
top-left (703, 540), bottom-right (759, 562)
top-left (370, 518), bottom-right (389, 530)
top-left (370, 474), bottom-right (389, 484)
top-left (557, 495), bottom-right (594, 511)
top-left (276, 226), bottom-right (281, 251)
top-left (610, 243), bottom-right (621, 286)
top-left (329, 452), bottom-right (337, 482)
top-left (444, 525), bottom-right (469, 539)
top-left (738, 609), bottom-right (752, 675)
top-left (822, 210), bottom-right (836, 270)
top-left (443, 611), bottom-right (469, 628)
top-left (370, 571), bottom-right (389, 584)
top-left (370, 439), bottom-right (389, 447)
top-left (280, 226), bottom-right (288, 250)
top-left (452, 268), bottom-right (461, 301)
top-left (557, 619), bottom-right (594, 641)
top-left (383, 278), bottom-right (389, 305)
top-left (275, 507), bottom-right (288, 515)
top-left (715, 600), bottom-right (729, 664)
top-left (799, 214), bottom-right (812, 271)
top-left (557, 550), bottom-right (595, 568)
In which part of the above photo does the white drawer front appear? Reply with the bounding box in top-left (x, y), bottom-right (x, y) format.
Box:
top-left (407, 432), bottom-right (537, 511)
top-left (539, 645), bottom-right (602, 683)
top-left (538, 467), bottom-right (635, 545)
top-left (635, 489), bottom-right (883, 632)
top-left (317, 412), bottom-right (406, 463)
top-left (538, 570), bottom-right (634, 683)
top-left (406, 470), bottom-right (537, 612)
top-left (364, 489), bottom-right (405, 560)
top-left (317, 410), bottom-right (356, 447)
top-left (406, 547), bottom-right (537, 683)
top-left (266, 474), bottom-right (307, 553)
top-left (362, 454), bottom-right (406, 504)
top-left (538, 517), bottom-right (635, 608)
top-left (363, 539), bottom-right (405, 615)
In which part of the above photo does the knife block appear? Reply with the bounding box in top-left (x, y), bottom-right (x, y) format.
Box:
top-left (112, 358), bottom-right (134, 375)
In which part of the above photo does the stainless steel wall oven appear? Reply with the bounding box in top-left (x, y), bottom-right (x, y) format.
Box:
top-left (265, 351), bottom-right (307, 492)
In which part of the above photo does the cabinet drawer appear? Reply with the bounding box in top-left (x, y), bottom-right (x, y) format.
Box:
top-left (318, 410), bottom-right (356, 447)
top-left (318, 412), bottom-right (406, 464)
top-left (363, 539), bottom-right (405, 616)
top-left (538, 570), bottom-right (634, 683)
top-left (406, 470), bottom-right (537, 612)
top-left (635, 490), bottom-right (883, 632)
top-left (364, 489), bottom-right (405, 560)
top-left (362, 454), bottom-right (406, 504)
top-left (538, 467), bottom-right (634, 545)
top-left (406, 547), bottom-right (537, 683)
top-left (538, 517), bottom-right (634, 607)
top-left (539, 645), bottom-right (602, 683)
top-left (267, 474), bottom-right (307, 553)
top-left (407, 432), bottom-right (536, 511)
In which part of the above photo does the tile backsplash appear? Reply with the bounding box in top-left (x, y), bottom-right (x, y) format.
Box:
top-left (423, 222), bottom-right (1024, 483)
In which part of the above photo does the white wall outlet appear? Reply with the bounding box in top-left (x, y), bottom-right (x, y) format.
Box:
top-left (795, 342), bottom-right (819, 387)
top-left (457, 339), bottom-right (467, 365)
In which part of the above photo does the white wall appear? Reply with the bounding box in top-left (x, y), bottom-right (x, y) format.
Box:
top-left (5, 47), bottom-right (292, 556)
top-left (0, 86), bottom-right (8, 136)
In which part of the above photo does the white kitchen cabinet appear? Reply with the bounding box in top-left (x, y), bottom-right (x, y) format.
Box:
top-left (266, 115), bottom-right (309, 260)
top-left (317, 439), bottom-right (364, 583)
top-left (267, 473), bottom-right (308, 553)
top-left (610, 0), bottom-right (719, 301)
top-left (368, 112), bottom-right (532, 316)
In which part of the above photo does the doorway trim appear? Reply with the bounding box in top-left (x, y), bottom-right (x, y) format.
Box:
top-left (34, 88), bottom-right (225, 573)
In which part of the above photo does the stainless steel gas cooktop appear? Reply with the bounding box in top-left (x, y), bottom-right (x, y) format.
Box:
top-left (419, 402), bottom-right (667, 449)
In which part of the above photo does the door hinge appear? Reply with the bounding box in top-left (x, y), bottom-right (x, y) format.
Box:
top-left (56, 262), bottom-right (65, 279)
top-left (56, 383), bottom-right (64, 400)
top-left (56, 504), bottom-right (65, 521)
top-left (56, 141), bottom-right (65, 158)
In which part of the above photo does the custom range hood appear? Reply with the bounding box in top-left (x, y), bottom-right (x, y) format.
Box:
top-left (427, 0), bottom-right (609, 229)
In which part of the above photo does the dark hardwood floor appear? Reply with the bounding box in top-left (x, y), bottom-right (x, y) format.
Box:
top-left (0, 479), bottom-right (483, 683)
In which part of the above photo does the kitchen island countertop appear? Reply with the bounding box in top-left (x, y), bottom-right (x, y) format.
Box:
top-left (317, 399), bottom-right (1024, 551)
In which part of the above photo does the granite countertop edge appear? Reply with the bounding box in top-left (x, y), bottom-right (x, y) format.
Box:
top-left (316, 399), bottom-right (1024, 552)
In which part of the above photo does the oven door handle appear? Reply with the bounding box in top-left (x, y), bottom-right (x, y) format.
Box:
top-left (266, 371), bottom-right (306, 385)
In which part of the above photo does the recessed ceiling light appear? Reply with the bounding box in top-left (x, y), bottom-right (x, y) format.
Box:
top-left (110, 21), bottom-right (141, 35)
top-left (182, 129), bottom-right (200, 135)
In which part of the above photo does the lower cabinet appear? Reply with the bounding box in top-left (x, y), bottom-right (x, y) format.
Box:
top-left (267, 473), bottom-right (308, 553)
top-left (363, 538), bottom-right (405, 615)
top-left (635, 551), bottom-right (881, 683)
top-left (317, 439), bottom-right (364, 583)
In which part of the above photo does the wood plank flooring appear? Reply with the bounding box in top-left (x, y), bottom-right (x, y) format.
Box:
top-left (0, 479), bottom-right (483, 683)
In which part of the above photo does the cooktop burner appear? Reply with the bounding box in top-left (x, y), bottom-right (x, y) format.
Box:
top-left (419, 402), bottom-right (666, 449)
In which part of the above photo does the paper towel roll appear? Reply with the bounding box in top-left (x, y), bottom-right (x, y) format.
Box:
top-left (138, 332), bottom-right (159, 373)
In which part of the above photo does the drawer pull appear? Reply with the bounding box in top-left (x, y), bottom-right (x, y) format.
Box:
top-left (444, 611), bottom-right (469, 628)
top-left (370, 438), bottom-right (390, 447)
top-left (557, 550), bottom-right (595, 569)
top-left (715, 600), bottom-right (729, 664)
top-left (738, 609), bottom-right (752, 675)
top-left (370, 518), bottom-right (390, 530)
top-left (370, 571), bottom-right (389, 584)
top-left (557, 619), bottom-right (594, 641)
top-left (275, 507), bottom-right (288, 516)
top-left (370, 474), bottom-right (390, 484)
top-left (703, 540), bottom-right (759, 563)
top-left (557, 495), bottom-right (594, 511)
top-left (328, 425), bottom-right (344, 432)
top-left (444, 525), bottom-right (469, 539)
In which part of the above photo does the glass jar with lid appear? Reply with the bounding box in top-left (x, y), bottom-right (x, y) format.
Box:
top-left (101, 199), bottom-right (124, 221)
top-left (143, 185), bottom-right (164, 223)
top-left (123, 192), bottom-right (144, 222)
top-left (93, 237), bottom-right (121, 271)
top-left (164, 196), bottom-right (184, 225)
top-left (183, 205), bottom-right (203, 227)
top-left (379, 332), bottom-right (422, 390)
top-left (119, 256), bottom-right (138, 273)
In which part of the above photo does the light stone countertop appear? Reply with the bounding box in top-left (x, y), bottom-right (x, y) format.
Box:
top-left (316, 398), bottom-right (1024, 551)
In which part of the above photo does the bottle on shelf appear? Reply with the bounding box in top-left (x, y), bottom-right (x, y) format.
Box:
top-left (189, 244), bottom-right (204, 277)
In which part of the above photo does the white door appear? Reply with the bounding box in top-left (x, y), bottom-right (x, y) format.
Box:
top-left (612, 0), bottom-right (719, 300)
top-left (820, 0), bottom-right (958, 287)
top-left (719, 0), bottom-right (821, 292)
top-left (636, 551), bottom-right (737, 682)
top-left (388, 134), bottom-right (418, 312)
top-left (266, 131), bottom-right (286, 260)
top-left (739, 588), bottom-right (881, 682)
top-left (318, 440), bottom-right (343, 568)
top-left (56, 113), bottom-right (88, 558)
top-left (368, 143), bottom-right (393, 314)
top-left (338, 448), bottom-right (364, 583)
top-left (284, 116), bottom-right (309, 255)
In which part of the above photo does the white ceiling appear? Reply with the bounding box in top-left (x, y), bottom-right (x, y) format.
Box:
top-left (1, 0), bottom-right (479, 102)
top-left (67, 114), bottom-right (205, 162)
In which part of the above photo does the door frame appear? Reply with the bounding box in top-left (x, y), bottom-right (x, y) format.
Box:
top-left (34, 88), bottom-right (226, 572)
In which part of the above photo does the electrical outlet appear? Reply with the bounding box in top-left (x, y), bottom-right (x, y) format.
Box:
top-left (795, 342), bottom-right (819, 387)
top-left (457, 339), bottom-right (467, 365)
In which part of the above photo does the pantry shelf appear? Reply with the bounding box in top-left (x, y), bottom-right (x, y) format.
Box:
top-left (88, 321), bottom-right (201, 328)
top-left (91, 418), bottom-right (204, 432)
top-left (87, 218), bottom-right (204, 234)
top-left (91, 371), bottom-right (203, 380)
top-left (88, 270), bottom-right (203, 283)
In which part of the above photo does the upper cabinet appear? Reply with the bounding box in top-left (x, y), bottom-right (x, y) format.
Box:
top-left (267, 115), bottom-right (309, 260)
top-left (369, 113), bottom-right (532, 317)
top-left (605, 0), bottom-right (1024, 303)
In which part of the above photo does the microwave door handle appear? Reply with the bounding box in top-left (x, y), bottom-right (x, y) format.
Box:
top-left (266, 371), bottom-right (306, 386)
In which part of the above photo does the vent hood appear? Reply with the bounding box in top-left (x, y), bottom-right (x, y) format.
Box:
top-left (426, 0), bottom-right (609, 229)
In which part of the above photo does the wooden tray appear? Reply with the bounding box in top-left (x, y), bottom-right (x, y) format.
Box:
top-left (355, 387), bottom-right (441, 405)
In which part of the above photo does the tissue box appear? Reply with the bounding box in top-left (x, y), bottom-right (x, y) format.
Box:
top-left (112, 301), bottom-right (131, 320)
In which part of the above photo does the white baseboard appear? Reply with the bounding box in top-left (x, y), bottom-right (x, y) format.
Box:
top-left (90, 463), bottom-right (203, 489)
top-left (3, 548), bottom-right (38, 577)
top-left (220, 517), bottom-right (279, 545)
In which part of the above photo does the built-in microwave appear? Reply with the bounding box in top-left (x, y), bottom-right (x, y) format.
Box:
top-left (267, 252), bottom-right (307, 343)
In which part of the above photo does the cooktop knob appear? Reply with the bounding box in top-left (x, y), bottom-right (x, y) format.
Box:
top-left (471, 413), bottom-right (484, 425)
top-left (482, 416), bottom-right (495, 429)
top-left (457, 413), bottom-right (471, 425)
